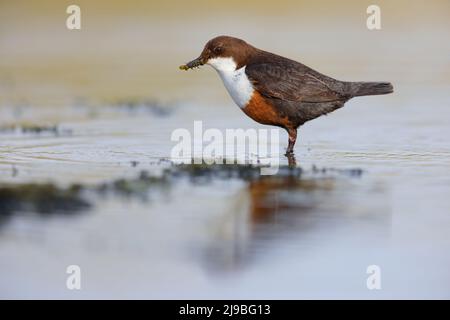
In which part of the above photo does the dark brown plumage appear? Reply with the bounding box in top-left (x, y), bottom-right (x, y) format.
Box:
top-left (181, 36), bottom-right (394, 155)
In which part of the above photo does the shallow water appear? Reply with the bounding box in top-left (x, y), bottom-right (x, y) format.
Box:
top-left (1, 0), bottom-right (450, 299)
top-left (1, 82), bottom-right (450, 298)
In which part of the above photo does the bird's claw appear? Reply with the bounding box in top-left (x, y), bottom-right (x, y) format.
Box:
top-left (284, 150), bottom-right (294, 156)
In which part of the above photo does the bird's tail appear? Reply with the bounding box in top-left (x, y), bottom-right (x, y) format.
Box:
top-left (350, 82), bottom-right (394, 97)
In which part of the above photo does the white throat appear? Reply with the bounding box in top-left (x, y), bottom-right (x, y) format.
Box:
top-left (207, 57), bottom-right (254, 109)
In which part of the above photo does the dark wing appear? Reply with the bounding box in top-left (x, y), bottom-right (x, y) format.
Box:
top-left (245, 60), bottom-right (348, 103)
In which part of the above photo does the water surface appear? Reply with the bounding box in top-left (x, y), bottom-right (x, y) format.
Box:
top-left (0, 0), bottom-right (449, 299)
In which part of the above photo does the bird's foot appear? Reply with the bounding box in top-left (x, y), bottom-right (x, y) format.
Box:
top-left (284, 150), bottom-right (294, 157)
top-left (285, 152), bottom-right (297, 166)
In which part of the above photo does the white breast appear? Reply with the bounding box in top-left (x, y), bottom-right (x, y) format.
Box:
top-left (207, 57), bottom-right (254, 109)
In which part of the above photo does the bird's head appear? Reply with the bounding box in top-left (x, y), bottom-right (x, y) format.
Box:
top-left (180, 36), bottom-right (254, 72)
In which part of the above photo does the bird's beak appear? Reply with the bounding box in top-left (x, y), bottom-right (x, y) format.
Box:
top-left (179, 56), bottom-right (206, 71)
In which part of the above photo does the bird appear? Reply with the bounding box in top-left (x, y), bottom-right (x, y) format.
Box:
top-left (180, 36), bottom-right (393, 156)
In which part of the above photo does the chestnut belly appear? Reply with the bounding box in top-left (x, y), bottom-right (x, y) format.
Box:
top-left (242, 91), bottom-right (293, 128)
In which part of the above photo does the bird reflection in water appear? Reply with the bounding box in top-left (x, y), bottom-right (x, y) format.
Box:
top-left (202, 169), bottom-right (341, 271)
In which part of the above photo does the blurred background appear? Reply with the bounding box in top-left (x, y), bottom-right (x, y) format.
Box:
top-left (1, 0), bottom-right (449, 107)
top-left (0, 0), bottom-right (449, 299)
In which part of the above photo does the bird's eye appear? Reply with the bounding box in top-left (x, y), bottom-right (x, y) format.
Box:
top-left (214, 46), bottom-right (223, 54)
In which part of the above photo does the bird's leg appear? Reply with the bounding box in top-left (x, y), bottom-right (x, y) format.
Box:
top-left (285, 128), bottom-right (297, 156)
top-left (287, 153), bottom-right (297, 166)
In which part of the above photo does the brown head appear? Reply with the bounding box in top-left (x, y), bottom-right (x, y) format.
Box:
top-left (180, 36), bottom-right (256, 71)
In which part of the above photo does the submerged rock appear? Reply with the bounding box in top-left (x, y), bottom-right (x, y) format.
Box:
top-left (0, 160), bottom-right (363, 224)
top-left (0, 183), bottom-right (91, 217)
top-left (0, 124), bottom-right (72, 136)
top-left (110, 98), bottom-right (174, 117)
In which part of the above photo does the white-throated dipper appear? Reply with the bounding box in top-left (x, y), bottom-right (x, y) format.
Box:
top-left (180, 36), bottom-right (393, 156)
